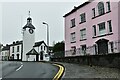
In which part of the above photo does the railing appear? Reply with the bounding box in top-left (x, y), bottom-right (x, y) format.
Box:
top-left (65, 41), bottom-right (120, 57)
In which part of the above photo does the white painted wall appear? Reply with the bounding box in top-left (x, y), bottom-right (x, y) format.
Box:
top-left (10, 44), bottom-right (22, 60)
top-left (27, 55), bottom-right (36, 61)
top-left (1, 50), bottom-right (9, 60)
top-left (23, 28), bottom-right (35, 61)
top-left (34, 43), bottom-right (49, 61)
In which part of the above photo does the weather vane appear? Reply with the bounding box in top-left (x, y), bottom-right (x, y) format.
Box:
top-left (28, 11), bottom-right (31, 17)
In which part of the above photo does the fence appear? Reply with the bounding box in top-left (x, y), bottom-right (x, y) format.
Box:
top-left (65, 41), bottom-right (120, 57)
top-left (51, 41), bottom-right (120, 69)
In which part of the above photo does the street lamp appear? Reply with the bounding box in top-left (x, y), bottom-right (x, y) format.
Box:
top-left (42, 22), bottom-right (49, 55)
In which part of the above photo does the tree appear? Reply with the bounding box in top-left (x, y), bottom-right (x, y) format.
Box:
top-left (53, 41), bottom-right (65, 53)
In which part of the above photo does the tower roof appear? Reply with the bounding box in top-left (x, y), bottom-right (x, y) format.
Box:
top-left (23, 11), bottom-right (35, 29)
top-left (26, 48), bottom-right (39, 55)
top-left (23, 20), bottom-right (35, 29)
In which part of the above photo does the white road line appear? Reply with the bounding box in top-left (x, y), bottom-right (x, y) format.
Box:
top-left (0, 77), bottom-right (2, 80)
top-left (16, 62), bottom-right (23, 71)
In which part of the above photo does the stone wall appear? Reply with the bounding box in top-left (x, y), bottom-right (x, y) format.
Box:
top-left (51, 53), bottom-right (120, 69)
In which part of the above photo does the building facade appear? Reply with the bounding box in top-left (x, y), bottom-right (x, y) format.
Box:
top-left (64, 0), bottom-right (120, 57)
top-left (34, 41), bottom-right (49, 61)
top-left (9, 41), bottom-right (22, 61)
top-left (1, 44), bottom-right (10, 61)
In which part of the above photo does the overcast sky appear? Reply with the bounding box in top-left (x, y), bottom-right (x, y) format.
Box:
top-left (0, 0), bottom-right (87, 46)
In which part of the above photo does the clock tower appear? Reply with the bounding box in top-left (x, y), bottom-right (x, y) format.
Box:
top-left (22, 11), bottom-right (35, 61)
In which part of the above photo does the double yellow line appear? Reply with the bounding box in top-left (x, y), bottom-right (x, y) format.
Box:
top-left (53, 64), bottom-right (64, 80)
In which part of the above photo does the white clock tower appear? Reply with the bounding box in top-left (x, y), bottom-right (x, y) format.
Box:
top-left (22, 11), bottom-right (35, 61)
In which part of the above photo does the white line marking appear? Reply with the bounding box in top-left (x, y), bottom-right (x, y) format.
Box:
top-left (0, 77), bottom-right (2, 80)
top-left (16, 62), bottom-right (23, 71)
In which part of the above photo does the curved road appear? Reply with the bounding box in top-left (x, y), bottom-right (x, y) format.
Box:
top-left (2, 62), bottom-right (59, 79)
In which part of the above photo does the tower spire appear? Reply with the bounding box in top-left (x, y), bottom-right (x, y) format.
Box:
top-left (28, 11), bottom-right (30, 17)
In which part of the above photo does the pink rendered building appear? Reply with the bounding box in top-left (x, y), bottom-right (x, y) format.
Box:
top-left (64, 0), bottom-right (120, 57)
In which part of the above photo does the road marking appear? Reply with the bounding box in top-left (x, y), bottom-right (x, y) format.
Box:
top-left (16, 62), bottom-right (23, 71)
top-left (53, 64), bottom-right (64, 80)
top-left (0, 78), bottom-right (2, 80)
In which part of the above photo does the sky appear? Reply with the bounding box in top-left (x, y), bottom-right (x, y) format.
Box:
top-left (0, 0), bottom-right (88, 46)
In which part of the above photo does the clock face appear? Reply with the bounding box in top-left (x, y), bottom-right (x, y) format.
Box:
top-left (29, 29), bottom-right (34, 34)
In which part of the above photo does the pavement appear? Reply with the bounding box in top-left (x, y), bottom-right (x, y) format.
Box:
top-left (60, 62), bottom-right (120, 79)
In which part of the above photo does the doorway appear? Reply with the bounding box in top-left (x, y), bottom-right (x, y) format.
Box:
top-left (96, 39), bottom-right (109, 54)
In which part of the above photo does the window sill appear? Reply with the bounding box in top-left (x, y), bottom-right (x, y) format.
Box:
top-left (92, 11), bottom-right (111, 19)
top-left (92, 32), bottom-right (113, 38)
top-left (71, 41), bottom-right (76, 43)
top-left (70, 25), bottom-right (76, 28)
top-left (80, 39), bottom-right (87, 41)
top-left (79, 21), bottom-right (86, 24)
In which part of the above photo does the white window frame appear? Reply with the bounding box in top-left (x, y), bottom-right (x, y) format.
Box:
top-left (107, 20), bottom-right (112, 33)
top-left (98, 22), bottom-right (106, 35)
top-left (80, 29), bottom-right (86, 40)
top-left (71, 32), bottom-right (76, 42)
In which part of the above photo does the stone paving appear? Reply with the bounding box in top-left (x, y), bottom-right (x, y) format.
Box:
top-left (60, 62), bottom-right (120, 79)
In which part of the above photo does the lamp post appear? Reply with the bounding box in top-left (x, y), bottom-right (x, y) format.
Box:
top-left (43, 22), bottom-right (49, 55)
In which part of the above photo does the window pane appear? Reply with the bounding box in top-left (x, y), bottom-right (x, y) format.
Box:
top-left (71, 32), bottom-right (76, 42)
top-left (71, 18), bottom-right (75, 27)
top-left (80, 13), bottom-right (86, 23)
top-left (98, 22), bottom-right (105, 35)
top-left (92, 8), bottom-right (95, 17)
top-left (93, 25), bottom-right (96, 36)
top-left (80, 29), bottom-right (86, 40)
top-left (106, 1), bottom-right (110, 12)
top-left (98, 2), bottom-right (105, 15)
top-left (17, 46), bottom-right (19, 52)
top-left (107, 20), bottom-right (112, 32)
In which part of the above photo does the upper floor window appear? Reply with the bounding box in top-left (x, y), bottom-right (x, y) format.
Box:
top-left (106, 1), bottom-right (111, 12)
top-left (12, 46), bottom-right (14, 53)
top-left (71, 32), bottom-right (76, 43)
top-left (71, 18), bottom-right (75, 28)
top-left (98, 2), bottom-right (105, 15)
top-left (80, 29), bottom-right (86, 40)
top-left (80, 13), bottom-right (86, 23)
top-left (44, 46), bottom-right (46, 50)
top-left (93, 25), bottom-right (96, 36)
top-left (98, 22), bottom-right (106, 35)
top-left (107, 20), bottom-right (112, 33)
top-left (92, 8), bottom-right (95, 18)
top-left (17, 46), bottom-right (19, 52)
top-left (41, 46), bottom-right (43, 51)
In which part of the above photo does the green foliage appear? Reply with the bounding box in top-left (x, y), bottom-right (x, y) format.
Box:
top-left (53, 41), bottom-right (65, 53)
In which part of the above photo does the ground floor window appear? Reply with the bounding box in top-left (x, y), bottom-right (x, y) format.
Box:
top-left (109, 42), bottom-right (114, 53)
top-left (81, 45), bottom-right (86, 55)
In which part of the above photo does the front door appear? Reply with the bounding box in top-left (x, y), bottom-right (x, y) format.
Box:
top-left (36, 54), bottom-right (39, 61)
top-left (40, 51), bottom-right (43, 60)
top-left (96, 39), bottom-right (109, 54)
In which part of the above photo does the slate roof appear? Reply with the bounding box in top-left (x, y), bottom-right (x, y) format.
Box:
top-left (23, 17), bottom-right (35, 29)
top-left (10, 41), bottom-right (23, 46)
top-left (63, 0), bottom-right (94, 17)
top-left (2, 45), bottom-right (10, 51)
top-left (33, 41), bottom-right (47, 47)
top-left (26, 48), bottom-right (39, 55)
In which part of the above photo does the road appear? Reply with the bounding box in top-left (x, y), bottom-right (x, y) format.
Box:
top-left (1, 62), bottom-right (59, 80)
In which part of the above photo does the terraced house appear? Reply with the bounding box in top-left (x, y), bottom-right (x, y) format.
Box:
top-left (64, 0), bottom-right (120, 57)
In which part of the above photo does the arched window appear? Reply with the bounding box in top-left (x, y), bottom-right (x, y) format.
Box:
top-left (98, 2), bottom-right (105, 15)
